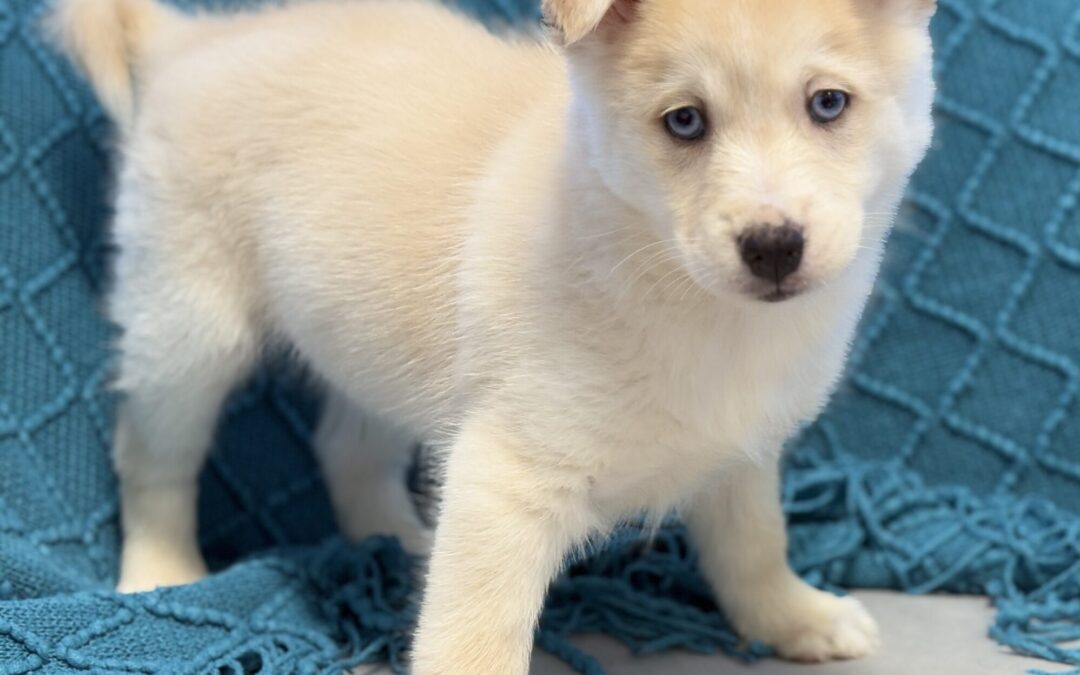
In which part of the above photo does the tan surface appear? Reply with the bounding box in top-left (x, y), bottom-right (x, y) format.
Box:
top-left (357, 591), bottom-right (1059, 674)
top-left (529, 591), bottom-right (1057, 674)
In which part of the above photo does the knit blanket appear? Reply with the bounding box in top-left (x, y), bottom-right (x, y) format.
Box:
top-left (1, 0), bottom-right (1079, 672)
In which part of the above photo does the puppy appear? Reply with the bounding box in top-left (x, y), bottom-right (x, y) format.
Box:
top-left (49, 0), bottom-right (935, 672)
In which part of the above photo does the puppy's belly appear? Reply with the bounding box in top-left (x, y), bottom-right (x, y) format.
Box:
top-left (590, 453), bottom-right (731, 518)
top-left (263, 268), bottom-right (464, 440)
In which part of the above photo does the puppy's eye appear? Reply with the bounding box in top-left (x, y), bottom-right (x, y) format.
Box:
top-left (808, 90), bottom-right (849, 124)
top-left (663, 106), bottom-right (707, 141)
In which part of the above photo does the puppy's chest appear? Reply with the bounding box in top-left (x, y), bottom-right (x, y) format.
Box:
top-left (576, 318), bottom-right (830, 508)
top-left (574, 345), bottom-right (812, 514)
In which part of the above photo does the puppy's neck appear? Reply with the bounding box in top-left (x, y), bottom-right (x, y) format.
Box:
top-left (548, 133), bottom-right (726, 325)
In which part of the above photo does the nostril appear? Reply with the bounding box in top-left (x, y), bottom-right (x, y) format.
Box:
top-left (738, 224), bottom-right (804, 283)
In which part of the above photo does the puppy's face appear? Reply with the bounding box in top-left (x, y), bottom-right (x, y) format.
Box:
top-left (547, 0), bottom-right (935, 302)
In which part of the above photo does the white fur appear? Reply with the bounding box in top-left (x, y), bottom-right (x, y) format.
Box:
top-left (314, 387), bottom-right (432, 554)
top-left (48, 0), bottom-right (935, 671)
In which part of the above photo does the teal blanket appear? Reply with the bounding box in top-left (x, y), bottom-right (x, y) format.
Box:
top-left (2, 0), bottom-right (1079, 672)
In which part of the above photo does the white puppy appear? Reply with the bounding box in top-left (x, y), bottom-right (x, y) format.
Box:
top-left (49, 0), bottom-right (935, 672)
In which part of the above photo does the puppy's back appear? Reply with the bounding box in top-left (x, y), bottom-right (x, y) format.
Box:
top-left (51, 0), bottom-right (571, 433)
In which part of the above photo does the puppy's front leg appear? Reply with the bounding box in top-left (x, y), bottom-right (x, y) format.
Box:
top-left (686, 459), bottom-right (879, 662)
top-left (412, 418), bottom-right (591, 675)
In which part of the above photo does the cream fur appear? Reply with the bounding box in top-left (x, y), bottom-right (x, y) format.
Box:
top-left (48, 0), bottom-right (935, 672)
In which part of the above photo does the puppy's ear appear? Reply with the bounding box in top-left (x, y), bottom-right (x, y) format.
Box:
top-left (542, 0), bottom-right (639, 46)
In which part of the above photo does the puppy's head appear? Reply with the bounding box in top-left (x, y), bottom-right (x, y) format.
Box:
top-left (545, 0), bottom-right (935, 303)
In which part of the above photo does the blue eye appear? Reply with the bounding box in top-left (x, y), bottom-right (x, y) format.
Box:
top-left (808, 90), bottom-right (849, 124)
top-left (664, 106), bottom-right (707, 141)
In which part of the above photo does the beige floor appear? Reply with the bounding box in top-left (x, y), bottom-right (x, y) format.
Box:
top-left (359, 591), bottom-right (1061, 674)
top-left (529, 592), bottom-right (1059, 674)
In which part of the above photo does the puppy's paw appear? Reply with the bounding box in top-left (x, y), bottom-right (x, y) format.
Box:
top-left (117, 566), bottom-right (207, 594)
top-left (737, 586), bottom-right (879, 662)
top-left (335, 479), bottom-right (435, 558)
top-left (773, 593), bottom-right (878, 662)
top-left (116, 538), bottom-right (208, 593)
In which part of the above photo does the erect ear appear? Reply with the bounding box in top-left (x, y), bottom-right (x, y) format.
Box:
top-left (541, 0), bottom-right (639, 46)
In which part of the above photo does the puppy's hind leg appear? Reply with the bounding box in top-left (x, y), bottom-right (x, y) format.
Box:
top-left (111, 256), bottom-right (257, 592)
top-left (313, 388), bottom-right (433, 556)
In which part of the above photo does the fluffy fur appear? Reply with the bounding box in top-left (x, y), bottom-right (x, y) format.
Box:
top-left (48, 0), bottom-right (935, 672)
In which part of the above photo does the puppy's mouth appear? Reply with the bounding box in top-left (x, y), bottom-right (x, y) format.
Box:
top-left (747, 278), bottom-right (808, 303)
top-left (761, 287), bottom-right (798, 303)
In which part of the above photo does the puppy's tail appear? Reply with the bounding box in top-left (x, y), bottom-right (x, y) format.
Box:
top-left (46, 0), bottom-right (186, 128)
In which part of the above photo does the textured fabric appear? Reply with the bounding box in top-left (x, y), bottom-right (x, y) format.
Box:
top-left (1, 0), bottom-right (1079, 672)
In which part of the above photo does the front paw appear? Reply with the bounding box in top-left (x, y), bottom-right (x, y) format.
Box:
top-left (116, 536), bottom-right (208, 593)
top-left (736, 585), bottom-right (880, 662)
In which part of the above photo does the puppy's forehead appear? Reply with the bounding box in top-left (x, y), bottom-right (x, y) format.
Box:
top-left (646, 0), bottom-right (864, 44)
top-left (630, 0), bottom-right (873, 85)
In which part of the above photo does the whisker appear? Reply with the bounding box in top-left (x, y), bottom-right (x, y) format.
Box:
top-left (619, 251), bottom-right (684, 299)
top-left (576, 225), bottom-right (631, 242)
top-left (607, 239), bottom-right (680, 279)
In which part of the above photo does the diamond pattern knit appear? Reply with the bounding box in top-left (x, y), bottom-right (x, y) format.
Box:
top-left (1, 0), bottom-right (1078, 672)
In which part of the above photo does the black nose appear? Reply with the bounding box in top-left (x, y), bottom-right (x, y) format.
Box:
top-left (739, 225), bottom-right (804, 283)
